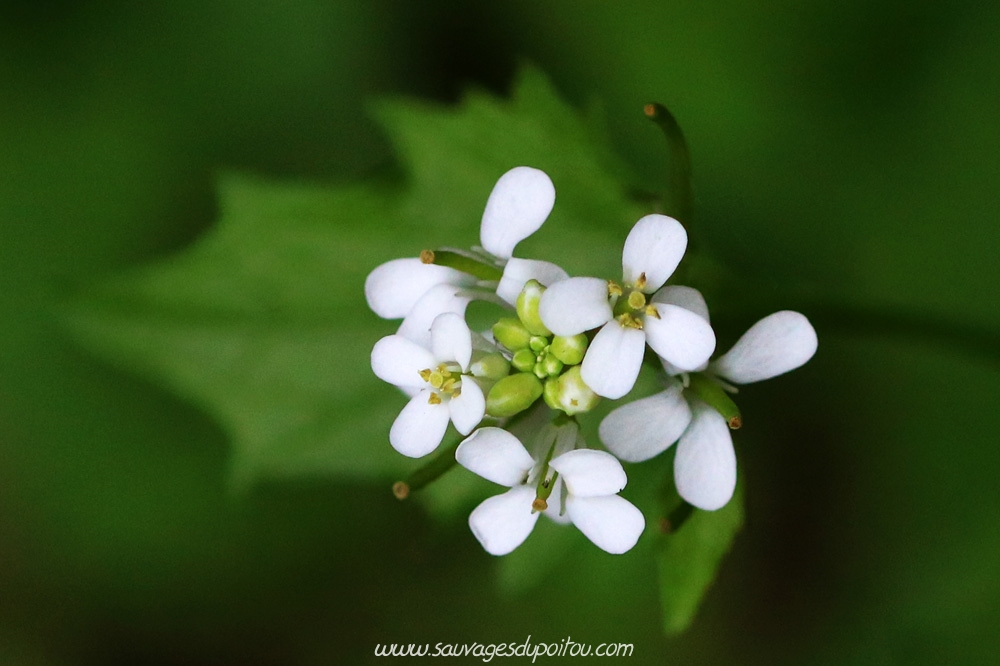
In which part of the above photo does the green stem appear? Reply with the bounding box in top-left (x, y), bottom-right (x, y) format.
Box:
top-left (644, 102), bottom-right (694, 226)
top-left (392, 436), bottom-right (460, 500)
top-left (663, 501), bottom-right (695, 534)
top-left (421, 249), bottom-right (503, 281)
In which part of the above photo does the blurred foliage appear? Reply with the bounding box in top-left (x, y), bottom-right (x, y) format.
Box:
top-left (2, 1), bottom-right (999, 664)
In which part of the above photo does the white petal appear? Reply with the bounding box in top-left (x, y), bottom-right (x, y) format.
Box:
top-left (480, 167), bottom-right (556, 260)
top-left (580, 322), bottom-right (646, 399)
top-left (710, 311), bottom-right (818, 384)
top-left (566, 495), bottom-right (645, 554)
top-left (674, 404), bottom-right (737, 511)
top-left (621, 214), bottom-right (687, 292)
top-left (549, 449), bottom-right (626, 498)
top-left (496, 258), bottom-right (569, 306)
top-left (538, 277), bottom-right (613, 336)
top-left (643, 303), bottom-right (716, 371)
top-left (365, 258), bottom-right (473, 319)
top-left (388, 389), bottom-right (451, 458)
top-left (449, 377), bottom-right (485, 435)
top-left (396, 283), bottom-right (472, 348)
top-left (468, 486), bottom-right (540, 555)
top-left (651, 285), bottom-right (710, 376)
top-left (430, 312), bottom-right (472, 370)
top-left (370, 335), bottom-right (436, 390)
top-left (455, 427), bottom-right (534, 486)
top-left (599, 384), bottom-right (693, 462)
top-left (651, 285), bottom-right (710, 322)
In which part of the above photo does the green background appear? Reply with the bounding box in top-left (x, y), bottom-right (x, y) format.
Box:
top-left (2, 1), bottom-right (998, 663)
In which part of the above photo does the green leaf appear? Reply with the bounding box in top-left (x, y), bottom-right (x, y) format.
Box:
top-left (656, 480), bottom-right (745, 634)
top-left (63, 66), bottom-right (646, 491)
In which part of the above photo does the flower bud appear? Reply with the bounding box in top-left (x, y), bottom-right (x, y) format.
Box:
top-left (516, 279), bottom-right (552, 336)
top-left (511, 349), bottom-right (537, 373)
top-left (486, 373), bottom-right (544, 418)
top-left (542, 366), bottom-right (600, 416)
top-left (492, 317), bottom-right (531, 352)
top-left (469, 352), bottom-right (511, 381)
top-left (540, 353), bottom-right (564, 377)
top-left (549, 334), bottom-right (588, 365)
top-left (529, 335), bottom-right (548, 353)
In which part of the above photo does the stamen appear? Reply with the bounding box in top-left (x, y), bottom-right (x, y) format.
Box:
top-left (427, 392), bottom-right (442, 405)
top-left (645, 304), bottom-right (661, 319)
top-left (607, 281), bottom-right (623, 297)
top-left (617, 313), bottom-right (643, 330)
top-left (418, 368), bottom-right (432, 381)
top-left (635, 272), bottom-right (647, 290)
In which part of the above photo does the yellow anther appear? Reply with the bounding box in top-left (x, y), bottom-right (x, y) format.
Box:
top-left (627, 290), bottom-right (647, 310)
top-left (441, 377), bottom-right (457, 393)
top-left (617, 313), bottom-right (644, 330)
top-left (419, 249), bottom-right (435, 264)
top-left (607, 281), bottom-right (623, 297)
top-left (427, 392), bottom-right (443, 405)
top-left (418, 368), bottom-right (432, 381)
top-left (635, 272), bottom-right (647, 290)
top-left (452, 388), bottom-right (462, 398)
top-left (645, 304), bottom-right (661, 319)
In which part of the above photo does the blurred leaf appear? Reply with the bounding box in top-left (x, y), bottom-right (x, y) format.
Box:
top-left (63, 66), bottom-right (648, 491)
top-left (657, 482), bottom-right (744, 635)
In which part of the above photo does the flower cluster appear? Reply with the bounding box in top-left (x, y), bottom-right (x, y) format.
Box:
top-left (366, 166), bottom-right (817, 556)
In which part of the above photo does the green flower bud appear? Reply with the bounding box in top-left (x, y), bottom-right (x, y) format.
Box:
top-left (542, 366), bottom-right (600, 416)
top-left (528, 335), bottom-right (548, 352)
top-left (541, 352), bottom-right (564, 377)
top-left (511, 349), bottom-right (537, 373)
top-left (486, 373), bottom-right (544, 418)
top-left (549, 334), bottom-right (588, 365)
top-left (516, 279), bottom-right (551, 336)
top-left (492, 317), bottom-right (532, 352)
top-left (469, 351), bottom-right (511, 381)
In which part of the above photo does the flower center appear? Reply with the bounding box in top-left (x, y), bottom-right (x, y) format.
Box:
top-left (418, 363), bottom-right (463, 403)
top-left (609, 272), bottom-right (661, 329)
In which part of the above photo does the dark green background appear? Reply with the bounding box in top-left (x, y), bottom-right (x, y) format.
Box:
top-left (2, 1), bottom-right (998, 664)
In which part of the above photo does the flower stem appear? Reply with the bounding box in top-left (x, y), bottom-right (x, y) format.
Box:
top-left (392, 436), bottom-right (461, 500)
top-left (420, 249), bottom-right (503, 281)
top-left (662, 501), bottom-right (695, 534)
top-left (644, 102), bottom-right (694, 226)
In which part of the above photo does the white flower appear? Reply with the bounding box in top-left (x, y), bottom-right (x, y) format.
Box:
top-left (363, 167), bottom-right (567, 345)
top-left (538, 214), bottom-right (716, 399)
top-left (599, 297), bottom-right (818, 511)
top-left (456, 426), bottom-right (645, 555)
top-left (370, 313), bottom-right (487, 457)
